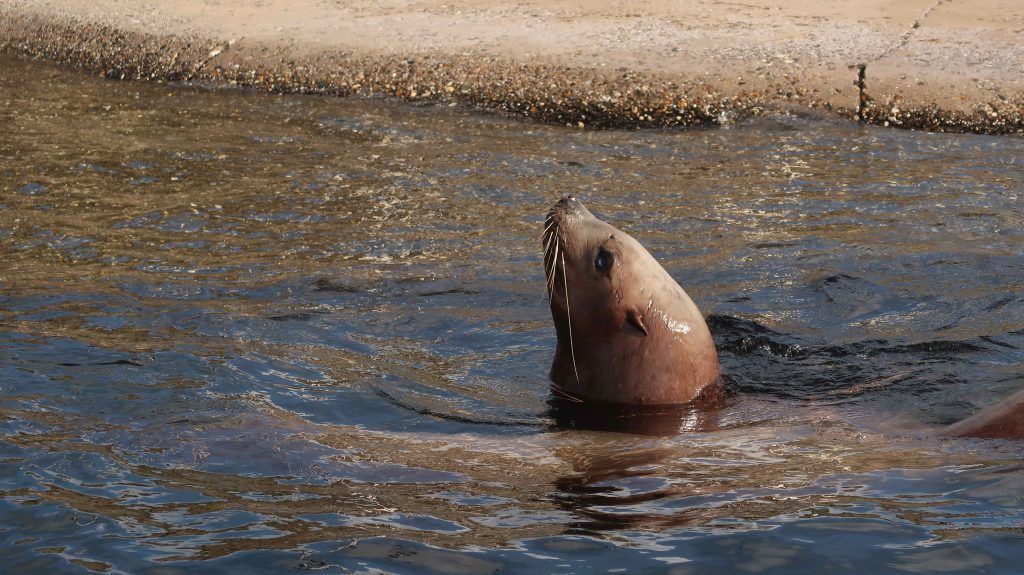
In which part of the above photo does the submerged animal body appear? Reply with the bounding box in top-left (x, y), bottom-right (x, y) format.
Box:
top-left (945, 388), bottom-right (1024, 440)
top-left (542, 197), bottom-right (720, 405)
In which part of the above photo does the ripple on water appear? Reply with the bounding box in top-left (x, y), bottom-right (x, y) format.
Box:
top-left (1, 52), bottom-right (1024, 573)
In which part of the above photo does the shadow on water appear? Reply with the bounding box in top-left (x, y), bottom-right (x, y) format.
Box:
top-left (546, 390), bottom-right (731, 436)
top-left (2, 51), bottom-right (1024, 573)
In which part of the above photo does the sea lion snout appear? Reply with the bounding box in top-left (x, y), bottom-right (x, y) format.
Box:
top-left (551, 196), bottom-right (590, 219)
top-left (546, 197), bottom-right (598, 243)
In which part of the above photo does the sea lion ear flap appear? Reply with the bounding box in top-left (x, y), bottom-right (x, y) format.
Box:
top-left (626, 309), bottom-right (649, 336)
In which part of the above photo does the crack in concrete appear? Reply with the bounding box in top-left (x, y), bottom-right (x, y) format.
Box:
top-left (870, 0), bottom-right (951, 64)
top-left (852, 0), bottom-right (953, 123)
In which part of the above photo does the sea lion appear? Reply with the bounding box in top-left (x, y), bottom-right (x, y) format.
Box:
top-left (542, 197), bottom-right (721, 405)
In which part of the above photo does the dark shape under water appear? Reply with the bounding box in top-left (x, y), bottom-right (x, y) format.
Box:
top-left (946, 388), bottom-right (1024, 440)
top-left (547, 391), bottom-right (727, 436)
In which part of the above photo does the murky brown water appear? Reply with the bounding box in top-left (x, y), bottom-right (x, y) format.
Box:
top-left (2, 52), bottom-right (1024, 573)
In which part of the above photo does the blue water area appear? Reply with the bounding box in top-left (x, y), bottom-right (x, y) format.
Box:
top-left (1, 52), bottom-right (1023, 573)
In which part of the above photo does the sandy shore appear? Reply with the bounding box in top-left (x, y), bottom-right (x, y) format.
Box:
top-left (2, 0), bottom-right (1023, 133)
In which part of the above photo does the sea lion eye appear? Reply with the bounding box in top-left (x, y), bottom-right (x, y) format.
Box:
top-left (595, 249), bottom-right (613, 273)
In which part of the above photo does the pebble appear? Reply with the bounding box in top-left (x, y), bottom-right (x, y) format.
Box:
top-left (2, 12), bottom-right (1021, 134)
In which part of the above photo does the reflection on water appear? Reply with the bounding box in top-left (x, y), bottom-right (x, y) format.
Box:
top-left (2, 52), bottom-right (1024, 573)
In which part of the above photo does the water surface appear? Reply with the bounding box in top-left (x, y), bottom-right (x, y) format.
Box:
top-left (2, 52), bottom-right (1024, 573)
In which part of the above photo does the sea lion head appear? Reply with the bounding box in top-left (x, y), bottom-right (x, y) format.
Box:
top-left (542, 197), bottom-right (720, 405)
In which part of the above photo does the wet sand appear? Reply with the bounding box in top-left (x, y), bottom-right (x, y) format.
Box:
top-left (2, 0), bottom-right (1023, 132)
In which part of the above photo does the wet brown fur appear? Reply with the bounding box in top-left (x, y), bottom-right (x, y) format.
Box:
top-left (944, 388), bottom-right (1024, 440)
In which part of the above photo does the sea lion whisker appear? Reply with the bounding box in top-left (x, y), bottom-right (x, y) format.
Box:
top-left (539, 234), bottom-right (557, 303)
top-left (542, 241), bottom-right (557, 302)
top-left (546, 238), bottom-right (560, 300)
top-left (542, 229), bottom-right (555, 261)
top-left (542, 231), bottom-right (554, 278)
top-left (542, 219), bottom-right (556, 237)
top-left (550, 384), bottom-right (583, 403)
top-left (561, 249), bottom-right (581, 385)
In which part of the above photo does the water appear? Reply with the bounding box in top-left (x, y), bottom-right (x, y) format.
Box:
top-left (2, 52), bottom-right (1023, 573)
